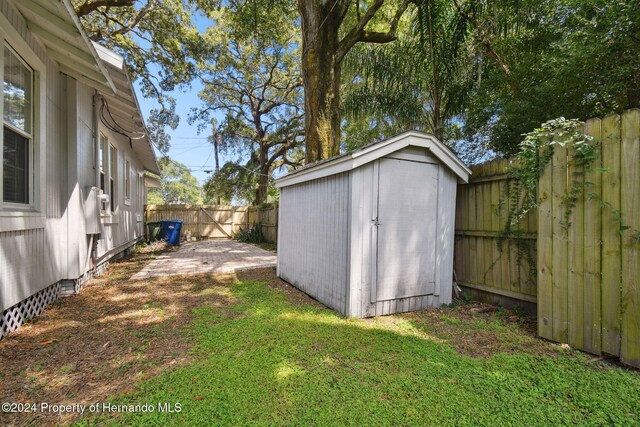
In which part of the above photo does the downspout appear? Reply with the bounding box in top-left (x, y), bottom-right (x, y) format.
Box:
top-left (94, 92), bottom-right (101, 188)
top-left (89, 91), bottom-right (102, 269)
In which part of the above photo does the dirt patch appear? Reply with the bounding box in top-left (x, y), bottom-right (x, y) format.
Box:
top-left (0, 245), bottom-right (239, 427)
top-left (401, 302), bottom-right (556, 358)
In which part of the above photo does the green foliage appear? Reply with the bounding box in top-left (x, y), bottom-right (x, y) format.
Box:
top-left (203, 161), bottom-right (262, 205)
top-left (504, 118), bottom-right (592, 234)
top-left (342, 0), bottom-right (476, 159)
top-left (341, 0), bottom-right (639, 159)
top-left (80, 279), bottom-right (640, 426)
top-left (442, 292), bottom-right (473, 308)
top-left (147, 157), bottom-right (203, 204)
top-left (189, 1), bottom-right (303, 204)
top-left (73, 0), bottom-right (211, 153)
top-left (462, 0), bottom-right (640, 155)
top-left (233, 223), bottom-right (264, 244)
top-left (498, 117), bottom-right (639, 281)
top-left (498, 118), bottom-right (594, 279)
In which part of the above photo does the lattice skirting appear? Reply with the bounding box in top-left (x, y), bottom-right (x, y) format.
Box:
top-left (1, 282), bottom-right (61, 339)
top-left (93, 260), bottom-right (109, 277)
top-left (1, 245), bottom-right (130, 339)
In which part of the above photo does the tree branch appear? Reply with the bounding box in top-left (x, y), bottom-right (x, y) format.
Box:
top-left (75, 0), bottom-right (136, 17)
top-left (337, 0), bottom-right (410, 62)
top-left (111, 1), bottom-right (155, 37)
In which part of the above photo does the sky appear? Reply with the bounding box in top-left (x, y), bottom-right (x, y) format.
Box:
top-left (135, 80), bottom-right (228, 185)
top-left (134, 12), bottom-right (228, 186)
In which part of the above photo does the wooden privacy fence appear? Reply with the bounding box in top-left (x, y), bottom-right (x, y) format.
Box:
top-left (454, 159), bottom-right (538, 305)
top-left (537, 110), bottom-right (639, 368)
top-left (455, 109), bottom-right (640, 368)
top-left (144, 204), bottom-right (279, 243)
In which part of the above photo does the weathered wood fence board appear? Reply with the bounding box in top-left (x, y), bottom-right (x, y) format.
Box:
top-left (537, 143), bottom-right (553, 338)
top-left (538, 110), bottom-right (640, 367)
top-left (551, 143), bottom-right (569, 343)
top-left (454, 159), bottom-right (537, 305)
top-left (600, 115), bottom-right (620, 355)
top-left (456, 109), bottom-right (639, 368)
top-left (620, 110), bottom-right (640, 367)
top-left (567, 136), bottom-right (585, 351)
top-left (144, 204), bottom-right (279, 243)
top-left (583, 118), bottom-right (603, 355)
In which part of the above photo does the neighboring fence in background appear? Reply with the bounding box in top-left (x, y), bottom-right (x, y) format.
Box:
top-left (454, 159), bottom-right (538, 305)
top-left (144, 204), bottom-right (279, 243)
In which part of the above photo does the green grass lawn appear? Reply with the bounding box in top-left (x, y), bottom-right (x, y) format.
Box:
top-left (78, 274), bottom-right (639, 427)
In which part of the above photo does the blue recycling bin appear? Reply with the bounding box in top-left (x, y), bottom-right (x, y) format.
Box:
top-left (160, 220), bottom-right (183, 245)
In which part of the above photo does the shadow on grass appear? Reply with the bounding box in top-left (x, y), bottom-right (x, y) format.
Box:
top-left (1, 251), bottom-right (638, 427)
top-left (0, 248), bottom-right (239, 427)
top-left (83, 274), bottom-right (640, 427)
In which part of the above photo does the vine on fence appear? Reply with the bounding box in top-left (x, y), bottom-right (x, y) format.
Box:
top-left (497, 117), bottom-right (640, 282)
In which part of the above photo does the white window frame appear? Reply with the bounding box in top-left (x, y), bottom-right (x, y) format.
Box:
top-left (109, 143), bottom-right (117, 213)
top-left (0, 18), bottom-right (46, 232)
top-left (124, 157), bottom-right (131, 205)
top-left (99, 132), bottom-right (108, 196)
top-left (2, 44), bottom-right (35, 209)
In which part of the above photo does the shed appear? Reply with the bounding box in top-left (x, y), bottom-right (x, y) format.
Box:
top-left (275, 131), bottom-right (471, 318)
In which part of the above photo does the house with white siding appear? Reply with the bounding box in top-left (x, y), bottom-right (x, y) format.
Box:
top-left (0, 0), bottom-right (161, 338)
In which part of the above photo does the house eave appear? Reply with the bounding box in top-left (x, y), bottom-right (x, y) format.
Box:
top-left (93, 42), bottom-right (161, 176)
top-left (13, 0), bottom-right (115, 93)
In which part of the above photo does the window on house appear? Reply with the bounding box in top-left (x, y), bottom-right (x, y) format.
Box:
top-left (99, 133), bottom-right (107, 193)
top-left (110, 144), bottom-right (117, 212)
top-left (138, 172), bottom-right (144, 210)
top-left (3, 44), bottom-right (33, 205)
top-left (124, 159), bottom-right (130, 202)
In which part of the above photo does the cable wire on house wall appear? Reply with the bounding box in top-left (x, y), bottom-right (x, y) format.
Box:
top-left (98, 96), bottom-right (146, 141)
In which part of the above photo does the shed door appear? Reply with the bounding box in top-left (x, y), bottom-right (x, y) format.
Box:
top-left (375, 158), bottom-right (438, 301)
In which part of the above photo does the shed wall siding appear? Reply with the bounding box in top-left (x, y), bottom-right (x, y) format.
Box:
top-left (278, 173), bottom-right (350, 314)
top-left (435, 168), bottom-right (457, 306)
top-left (347, 163), bottom-right (374, 318)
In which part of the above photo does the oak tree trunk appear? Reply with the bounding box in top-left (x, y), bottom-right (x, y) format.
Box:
top-left (299, 1), bottom-right (344, 163)
top-left (298, 0), bottom-right (408, 163)
top-left (255, 144), bottom-right (269, 205)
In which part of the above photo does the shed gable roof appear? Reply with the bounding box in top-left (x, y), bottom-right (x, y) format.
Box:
top-left (275, 131), bottom-right (471, 188)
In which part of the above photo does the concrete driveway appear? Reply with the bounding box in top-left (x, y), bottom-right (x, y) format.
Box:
top-left (131, 240), bottom-right (277, 280)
